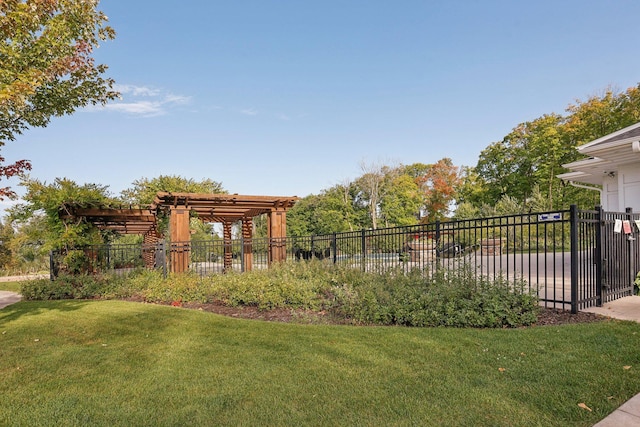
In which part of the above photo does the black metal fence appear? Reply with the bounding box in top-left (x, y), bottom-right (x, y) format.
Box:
top-left (50, 206), bottom-right (640, 313)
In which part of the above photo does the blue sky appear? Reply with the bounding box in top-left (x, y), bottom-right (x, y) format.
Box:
top-left (3, 0), bottom-right (640, 213)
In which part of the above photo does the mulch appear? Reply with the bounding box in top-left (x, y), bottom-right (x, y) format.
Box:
top-left (155, 300), bottom-right (610, 327)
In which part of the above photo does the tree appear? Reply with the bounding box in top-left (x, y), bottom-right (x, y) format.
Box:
top-left (354, 161), bottom-right (389, 229)
top-left (414, 158), bottom-right (461, 223)
top-left (287, 184), bottom-right (364, 237)
top-left (2, 213), bottom-right (49, 272)
top-left (0, 219), bottom-right (14, 269)
top-left (471, 85), bottom-right (640, 212)
top-left (455, 166), bottom-right (485, 207)
top-left (8, 176), bottom-right (116, 250)
top-left (565, 85), bottom-right (640, 144)
top-left (378, 173), bottom-right (421, 227)
top-left (475, 114), bottom-right (574, 209)
top-left (0, 0), bottom-right (117, 199)
top-left (120, 175), bottom-right (226, 205)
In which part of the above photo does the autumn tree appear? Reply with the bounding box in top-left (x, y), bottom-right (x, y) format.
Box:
top-left (0, 0), bottom-right (117, 199)
top-left (413, 158), bottom-right (461, 223)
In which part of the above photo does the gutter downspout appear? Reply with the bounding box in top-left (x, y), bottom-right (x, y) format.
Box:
top-left (567, 181), bottom-right (603, 196)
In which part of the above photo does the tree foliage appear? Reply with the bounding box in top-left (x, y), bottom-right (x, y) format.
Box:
top-left (8, 176), bottom-right (116, 250)
top-left (120, 175), bottom-right (226, 205)
top-left (379, 173), bottom-right (422, 227)
top-left (469, 84), bottom-right (640, 212)
top-left (288, 159), bottom-right (462, 235)
top-left (287, 183), bottom-right (366, 237)
top-left (0, 0), bottom-right (117, 199)
top-left (414, 158), bottom-right (461, 222)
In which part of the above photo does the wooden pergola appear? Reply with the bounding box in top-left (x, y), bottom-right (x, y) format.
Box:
top-left (64, 193), bottom-right (298, 273)
top-left (152, 192), bottom-right (298, 272)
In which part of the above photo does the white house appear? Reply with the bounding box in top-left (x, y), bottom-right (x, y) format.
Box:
top-left (558, 121), bottom-right (640, 212)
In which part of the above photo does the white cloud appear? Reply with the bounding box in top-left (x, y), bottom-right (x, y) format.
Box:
top-left (103, 101), bottom-right (165, 117)
top-left (88, 84), bottom-right (192, 117)
top-left (164, 94), bottom-right (191, 105)
top-left (113, 84), bottom-right (160, 97)
top-left (239, 108), bottom-right (258, 116)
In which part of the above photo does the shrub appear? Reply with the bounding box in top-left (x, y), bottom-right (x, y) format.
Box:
top-left (23, 261), bottom-right (539, 328)
top-left (329, 266), bottom-right (539, 328)
top-left (141, 271), bottom-right (207, 304)
top-left (201, 261), bottom-right (331, 310)
top-left (20, 273), bottom-right (126, 300)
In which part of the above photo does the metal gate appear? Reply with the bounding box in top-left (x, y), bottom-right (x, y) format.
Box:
top-left (600, 208), bottom-right (639, 303)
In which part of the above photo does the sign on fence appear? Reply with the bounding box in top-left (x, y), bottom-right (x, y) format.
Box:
top-left (538, 212), bottom-right (562, 221)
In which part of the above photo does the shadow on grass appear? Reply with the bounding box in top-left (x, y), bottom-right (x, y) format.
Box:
top-left (0, 299), bottom-right (91, 325)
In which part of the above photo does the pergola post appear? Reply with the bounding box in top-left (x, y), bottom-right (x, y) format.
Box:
top-left (241, 218), bottom-right (253, 271)
top-left (268, 208), bottom-right (288, 264)
top-left (223, 221), bottom-right (233, 272)
top-left (169, 207), bottom-right (191, 273)
top-left (142, 230), bottom-right (160, 268)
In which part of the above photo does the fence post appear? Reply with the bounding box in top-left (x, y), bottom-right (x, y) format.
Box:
top-left (569, 205), bottom-right (579, 314)
top-left (240, 235), bottom-right (245, 272)
top-left (626, 207), bottom-right (635, 296)
top-left (156, 240), bottom-right (167, 278)
top-left (595, 206), bottom-right (603, 306)
top-left (331, 233), bottom-right (337, 264)
top-left (49, 250), bottom-right (55, 281)
top-left (361, 229), bottom-right (366, 272)
top-left (435, 220), bottom-right (441, 270)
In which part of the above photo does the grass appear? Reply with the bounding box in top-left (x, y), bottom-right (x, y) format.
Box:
top-left (1, 299), bottom-right (639, 426)
top-left (0, 280), bottom-right (23, 293)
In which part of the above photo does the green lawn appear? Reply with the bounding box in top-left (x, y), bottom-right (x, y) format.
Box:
top-left (0, 280), bottom-right (22, 293)
top-left (1, 299), bottom-right (639, 426)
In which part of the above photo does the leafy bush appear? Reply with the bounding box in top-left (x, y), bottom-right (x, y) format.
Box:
top-left (329, 266), bottom-right (539, 328)
top-left (61, 250), bottom-right (90, 274)
top-left (23, 261), bottom-right (539, 328)
top-left (141, 271), bottom-right (207, 304)
top-left (20, 273), bottom-right (131, 300)
top-left (201, 261), bottom-right (331, 310)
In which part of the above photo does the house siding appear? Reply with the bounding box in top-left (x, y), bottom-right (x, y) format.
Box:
top-left (621, 164), bottom-right (640, 212)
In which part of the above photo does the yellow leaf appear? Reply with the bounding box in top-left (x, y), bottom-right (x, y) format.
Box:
top-left (498, 367), bottom-right (506, 372)
top-left (578, 403), bottom-right (592, 412)
top-left (623, 366), bottom-right (632, 370)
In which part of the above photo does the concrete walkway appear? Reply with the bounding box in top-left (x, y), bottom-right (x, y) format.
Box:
top-left (0, 290), bottom-right (21, 309)
top-left (1, 288), bottom-right (639, 425)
